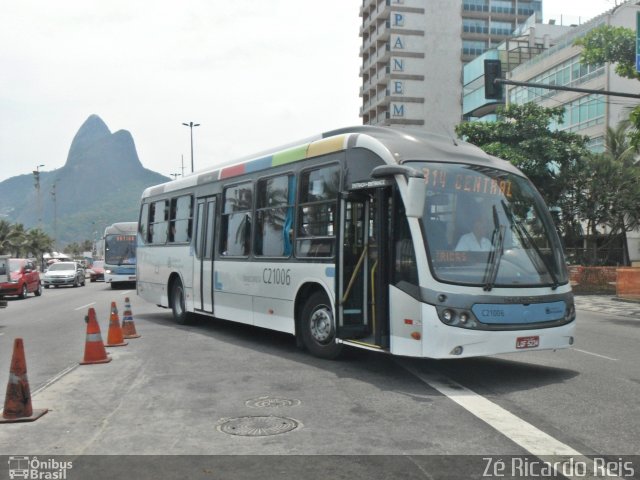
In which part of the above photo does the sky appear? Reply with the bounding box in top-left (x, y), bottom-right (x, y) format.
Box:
top-left (0, 0), bottom-right (621, 183)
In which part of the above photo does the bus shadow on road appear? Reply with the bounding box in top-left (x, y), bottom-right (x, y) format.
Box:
top-left (134, 311), bottom-right (579, 398)
top-left (133, 310), bottom-right (426, 392)
top-left (412, 355), bottom-right (580, 396)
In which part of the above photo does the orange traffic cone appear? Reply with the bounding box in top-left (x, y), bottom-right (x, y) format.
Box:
top-left (0, 338), bottom-right (48, 423)
top-left (80, 308), bottom-right (112, 365)
top-left (121, 297), bottom-right (141, 339)
top-left (105, 302), bottom-right (128, 347)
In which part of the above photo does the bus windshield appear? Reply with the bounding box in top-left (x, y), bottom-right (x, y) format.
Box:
top-left (408, 161), bottom-right (568, 288)
top-left (104, 234), bottom-right (136, 266)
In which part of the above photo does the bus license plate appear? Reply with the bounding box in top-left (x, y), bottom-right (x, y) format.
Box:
top-left (516, 336), bottom-right (539, 349)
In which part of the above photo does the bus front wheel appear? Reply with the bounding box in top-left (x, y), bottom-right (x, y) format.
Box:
top-left (171, 279), bottom-right (192, 325)
top-left (300, 291), bottom-right (342, 359)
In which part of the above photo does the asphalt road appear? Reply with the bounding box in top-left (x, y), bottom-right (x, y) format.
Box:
top-left (0, 285), bottom-right (638, 478)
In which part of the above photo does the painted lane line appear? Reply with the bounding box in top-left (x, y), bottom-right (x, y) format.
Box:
top-left (32, 363), bottom-right (79, 397)
top-left (398, 361), bottom-right (624, 479)
top-left (120, 290), bottom-right (133, 296)
top-left (74, 302), bottom-right (96, 311)
top-left (573, 348), bottom-right (618, 361)
top-left (398, 360), bottom-right (580, 456)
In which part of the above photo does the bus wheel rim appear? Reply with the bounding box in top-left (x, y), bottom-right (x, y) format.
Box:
top-left (310, 305), bottom-right (332, 343)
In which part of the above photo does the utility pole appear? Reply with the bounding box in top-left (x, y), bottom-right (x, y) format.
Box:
top-left (51, 182), bottom-right (57, 250)
top-left (33, 164), bottom-right (45, 228)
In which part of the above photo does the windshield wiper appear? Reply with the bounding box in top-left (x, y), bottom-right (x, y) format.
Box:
top-left (501, 200), bottom-right (559, 290)
top-left (483, 205), bottom-right (505, 291)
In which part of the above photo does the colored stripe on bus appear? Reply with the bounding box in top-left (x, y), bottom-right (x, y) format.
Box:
top-left (219, 164), bottom-right (246, 179)
top-left (218, 135), bottom-right (347, 180)
top-left (272, 145), bottom-right (309, 166)
top-left (307, 135), bottom-right (346, 158)
top-left (246, 156), bottom-right (273, 173)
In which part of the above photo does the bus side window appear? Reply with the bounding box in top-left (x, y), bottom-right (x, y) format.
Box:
top-left (139, 203), bottom-right (149, 244)
top-left (255, 174), bottom-right (293, 257)
top-left (169, 195), bottom-right (193, 244)
top-left (221, 182), bottom-right (253, 257)
top-left (296, 165), bottom-right (339, 258)
top-left (150, 200), bottom-right (168, 244)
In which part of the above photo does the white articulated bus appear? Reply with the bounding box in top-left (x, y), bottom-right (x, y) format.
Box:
top-left (136, 126), bottom-right (575, 359)
top-left (103, 222), bottom-right (137, 288)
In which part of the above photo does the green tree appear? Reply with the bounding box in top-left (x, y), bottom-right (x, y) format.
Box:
top-left (0, 220), bottom-right (17, 255)
top-left (455, 103), bottom-right (590, 236)
top-left (575, 25), bottom-right (640, 80)
top-left (560, 149), bottom-right (640, 264)
top-left (65, 242), bottom-right (82, 257)
top-left (5, 223), bottom-right (27, 257)
top-left (456, 106), bottom-right (640, 264)
top-left (24, 228), bottom-right (54, 270)
top-left (574, 25), bottom-right (640, 147)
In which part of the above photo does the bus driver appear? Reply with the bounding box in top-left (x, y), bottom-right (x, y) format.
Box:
top-left (455, 216), bottom-right (492, 252)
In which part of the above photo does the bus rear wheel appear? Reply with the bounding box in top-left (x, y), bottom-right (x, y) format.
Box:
top-left (300, 291), bottom-right (342, 359)
top-left (171, 279), bottom-right (193, 325)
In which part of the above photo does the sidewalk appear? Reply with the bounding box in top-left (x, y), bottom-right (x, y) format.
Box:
top-left (574, 294), bottom-right (640, 318)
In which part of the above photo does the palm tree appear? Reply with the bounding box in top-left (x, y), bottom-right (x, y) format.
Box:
top-left (24, 228), bottom-right (54, 271)
top-left (604, 120), bottom-right (639, 167)
top-left (601, 121), bottom-right (640, 264)
top-left (0, 221), bottom-right (26, 256)
top-left (7, 223), bottom-right (27, 257)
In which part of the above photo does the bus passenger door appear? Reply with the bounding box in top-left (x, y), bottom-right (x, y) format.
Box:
top-left (194, 196), bottom-right (216, 314)
top-left (337, 187), bottom-right (391, 348)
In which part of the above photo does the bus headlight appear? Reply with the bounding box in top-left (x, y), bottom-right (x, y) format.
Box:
top-left (565, 303), bottom-right (576, 322)
top-left (437, 306), bottom-right (479, 329)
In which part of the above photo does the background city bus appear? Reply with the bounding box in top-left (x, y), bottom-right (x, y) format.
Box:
top-left (103, 222), bottom-right (137, 289)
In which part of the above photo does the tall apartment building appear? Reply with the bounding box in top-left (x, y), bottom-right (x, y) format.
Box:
top-left (360, 0), bottom-right (541, 133)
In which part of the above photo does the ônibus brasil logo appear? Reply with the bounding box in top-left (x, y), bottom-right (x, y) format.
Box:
top-left (8, 456), bottom-right (73, 480)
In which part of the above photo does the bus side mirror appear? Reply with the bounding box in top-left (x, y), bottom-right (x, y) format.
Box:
top-left (370, 164), bottom-right (425, 217)
top-left (405, 177), bottom-right (426, 218)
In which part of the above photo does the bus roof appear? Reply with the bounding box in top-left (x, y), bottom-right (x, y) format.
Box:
top-left (141, 126), bottom-right (521, 198)
top-left (104, 222), bottom-right (138, 236)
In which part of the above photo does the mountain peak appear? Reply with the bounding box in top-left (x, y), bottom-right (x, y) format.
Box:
top-left (66, 115), bottom-right (112, 163)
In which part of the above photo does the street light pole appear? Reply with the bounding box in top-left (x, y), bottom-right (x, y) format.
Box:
top-left (182, 121), bottom-right (200, 173)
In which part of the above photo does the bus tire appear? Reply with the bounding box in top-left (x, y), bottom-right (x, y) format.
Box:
top-left (300, 291), bottom-right (342, 359)
top-left (171, 279), bottom-right (192, 325)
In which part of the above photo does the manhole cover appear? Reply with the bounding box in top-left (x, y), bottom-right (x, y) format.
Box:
top-left (245, 396), bottom-right (301, 408)
top-left (217, 416), bottom-right (300, 437)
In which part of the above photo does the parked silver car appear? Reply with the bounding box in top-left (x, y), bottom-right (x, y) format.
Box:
top-left (42, 261), bottom-right (86, 288)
